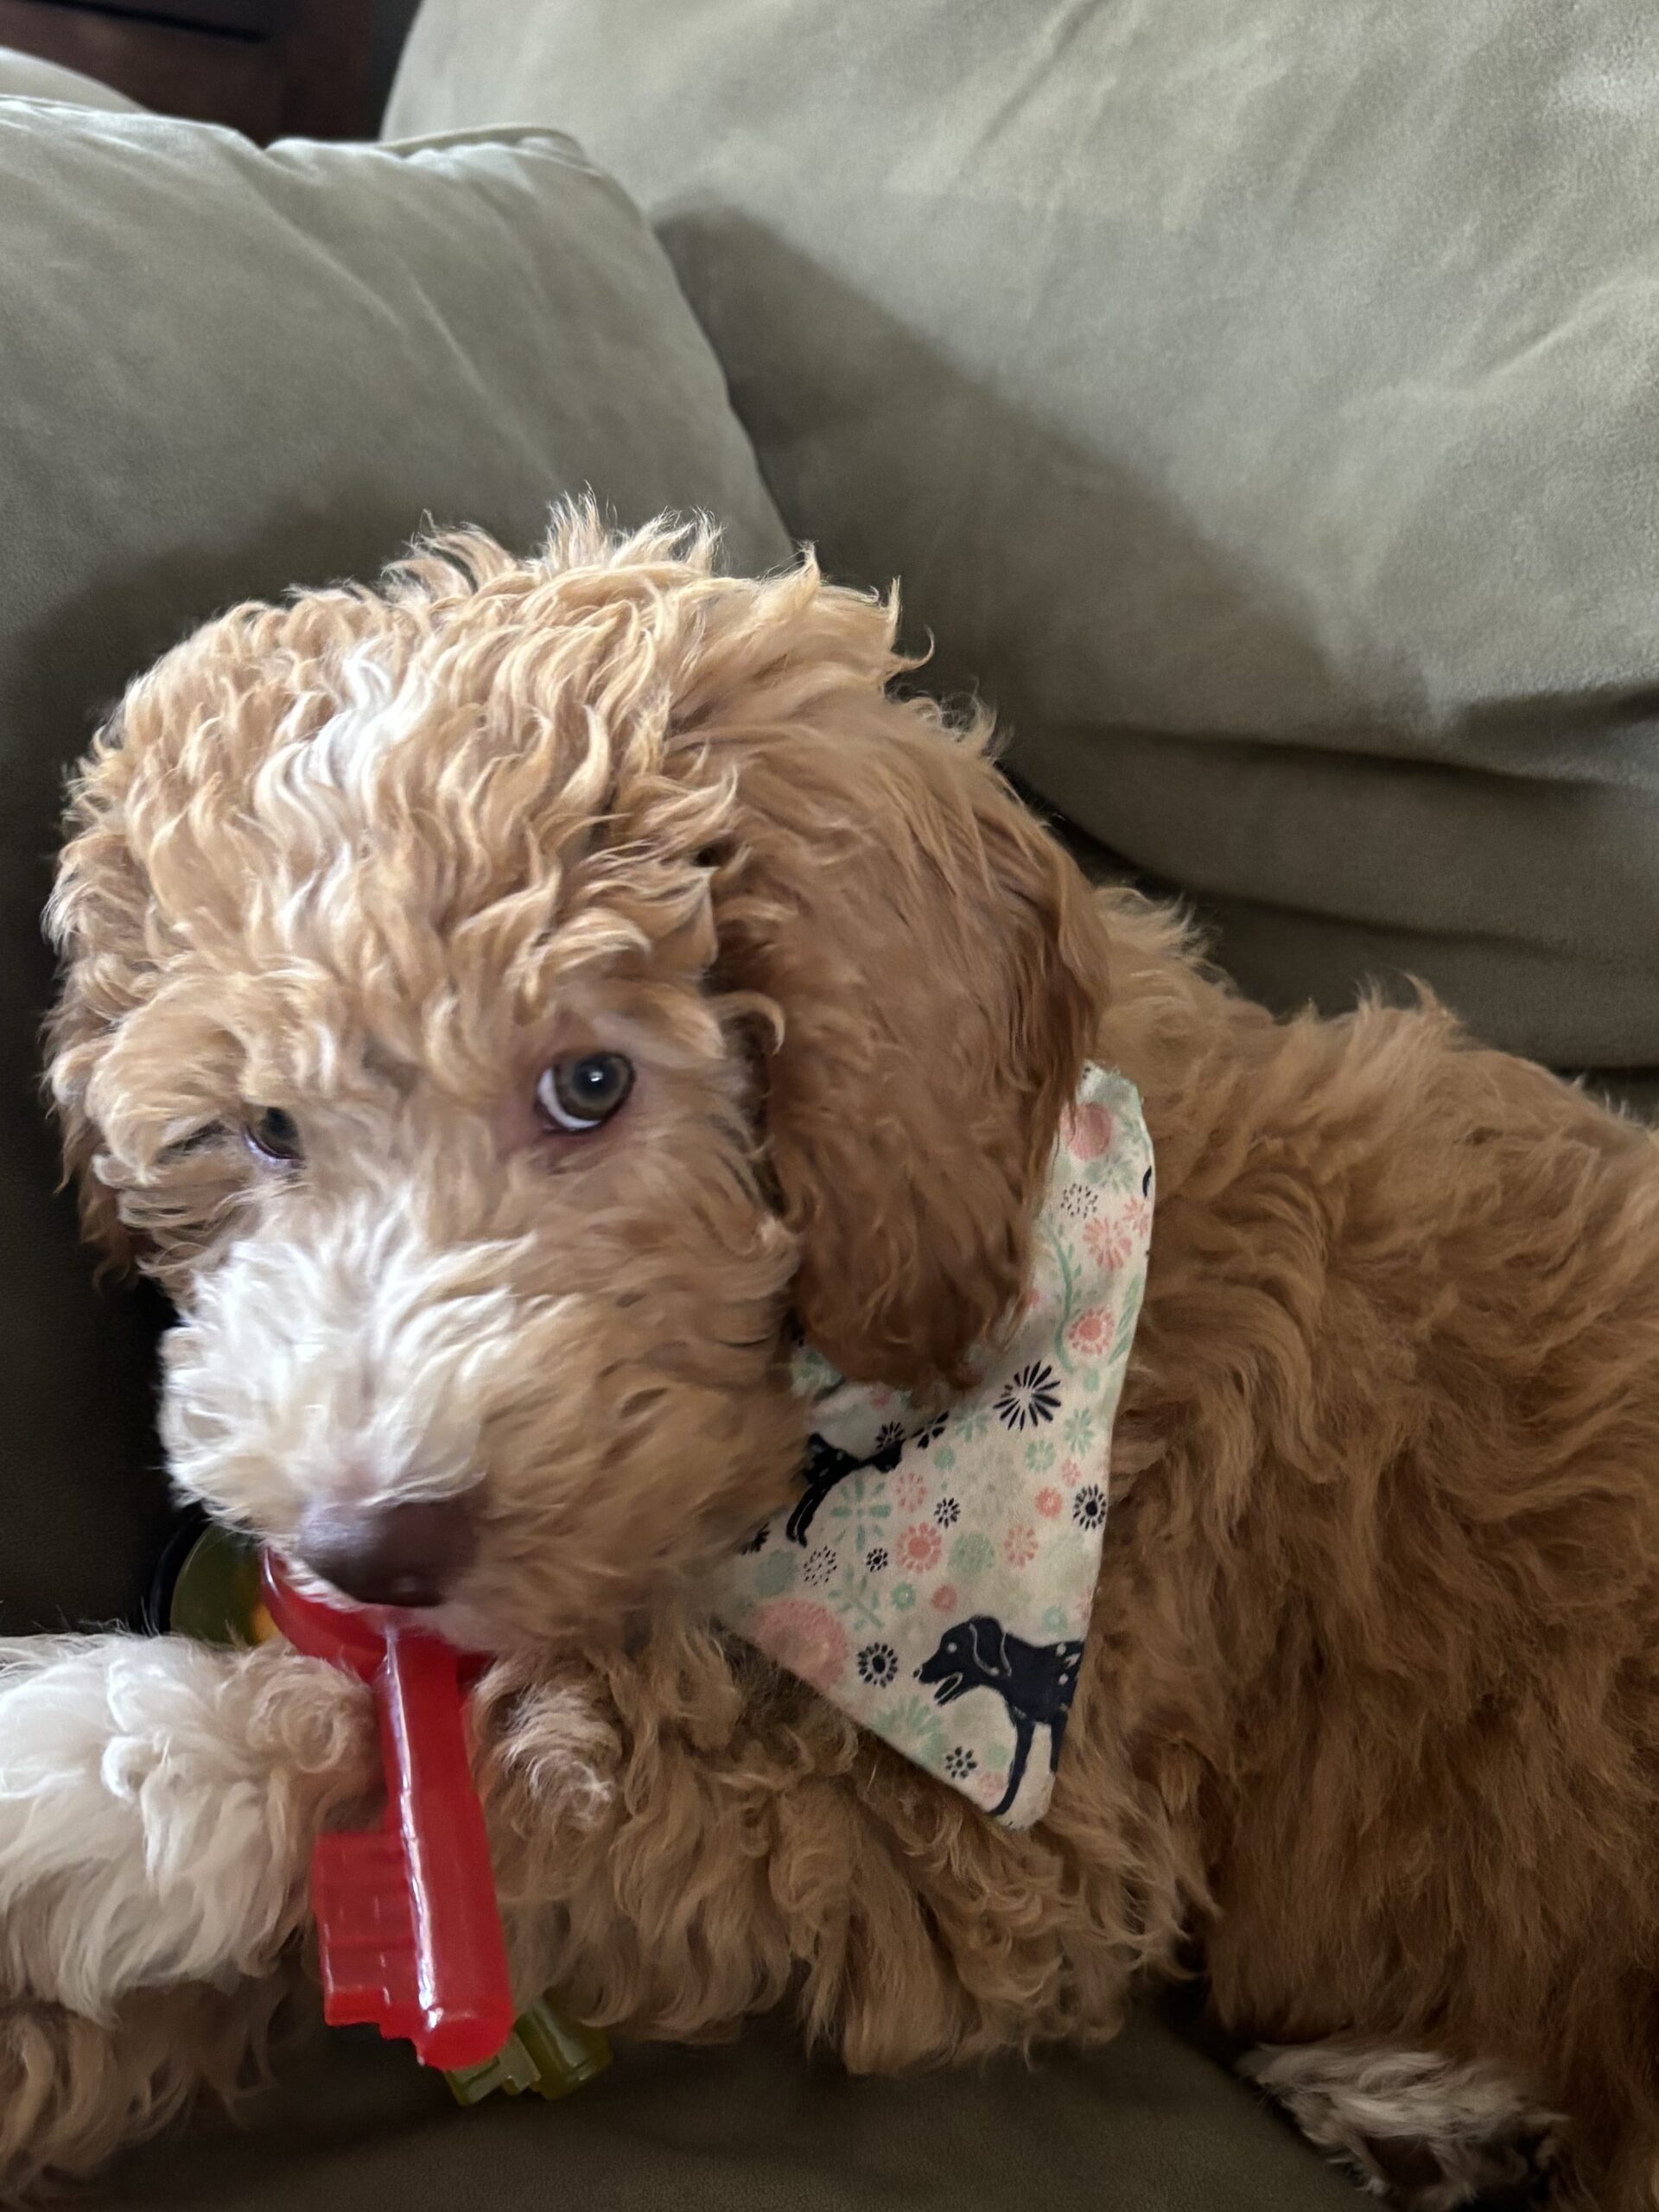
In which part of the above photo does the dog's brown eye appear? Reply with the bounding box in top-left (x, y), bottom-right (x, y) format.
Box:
top-left (535, 1052), bottom-right (634, 1135)
top-left (244, 1107), bottom-right (302, 1165)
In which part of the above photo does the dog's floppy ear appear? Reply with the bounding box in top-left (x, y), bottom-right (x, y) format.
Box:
top-left (44, 715), bottom-right (152, 1271)
top-left (43, 583), bottom-right (383, 1277)
top-left (967, 1616), bottom-right (1013, 1680)
top-left (676, 563), bottom-right (1108, 1392)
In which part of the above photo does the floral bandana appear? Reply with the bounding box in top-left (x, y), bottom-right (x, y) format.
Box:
top-left (712, 1066), bottom-right (1154, 1829)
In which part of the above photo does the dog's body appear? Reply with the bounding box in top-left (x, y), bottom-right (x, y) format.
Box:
top-left (7, 516), bottom-right (1659, 2205)
top-left (914, 1617), bottom-right (1084, 1817)
top-left (784, 1427), bottom-right (905, 1546)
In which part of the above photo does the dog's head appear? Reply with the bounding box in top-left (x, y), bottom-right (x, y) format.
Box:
top-left (916, 1616), bottom-right (1010, 1703)
top-left (47, 513), bottom-right (1105, 1652)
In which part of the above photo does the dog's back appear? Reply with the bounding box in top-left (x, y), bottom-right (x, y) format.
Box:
top-left (1091, 934), bottom-right (1659, 2202)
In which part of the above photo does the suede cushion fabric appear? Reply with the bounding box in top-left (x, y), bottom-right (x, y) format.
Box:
top-left (0, 44), bottom-right (141, 111)
top-left (0, 89), bottom-right (788, 1632)
top-left (104, 2009), bottom-right (1360, 2211)
top-left (390, 0), bottom-right (1659, 1072)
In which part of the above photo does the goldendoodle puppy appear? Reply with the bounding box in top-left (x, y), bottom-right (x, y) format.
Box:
top-left (8, 512), bottom-right (1659, 2207)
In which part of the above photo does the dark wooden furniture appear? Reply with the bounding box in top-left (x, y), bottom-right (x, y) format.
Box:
top-left (0, 0), bottom-right (376, 143)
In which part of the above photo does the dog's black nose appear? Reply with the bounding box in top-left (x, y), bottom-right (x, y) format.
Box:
top-left (296, 1495), bottom-right (477, 1609)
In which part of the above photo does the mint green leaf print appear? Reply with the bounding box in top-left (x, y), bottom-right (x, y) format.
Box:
top-left (891, 1582), bottom-right (916, 1611)
top-left (824, 1471), bottom-right (893, 1560)
top-left (754, 1549), bottom-right (798, 1599)
top-left (827, 1575), bottom-right (887, 1634)
top-left (950, 1531), bottom-right (995, 1581)
top-left (1038, 1219), bottom-right (1083, 1376)
top-left (791, 1344), bottom-right (842, 1397)
top-left (884, 1695), bottom-right (950, 1768)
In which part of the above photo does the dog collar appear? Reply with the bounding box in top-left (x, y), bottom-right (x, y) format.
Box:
top-left (713, 1065), bottom-right (1154, 1829)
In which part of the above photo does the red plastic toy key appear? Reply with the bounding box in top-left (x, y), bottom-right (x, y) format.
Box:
top-left (260, 1554), bottom-right (515, 2070)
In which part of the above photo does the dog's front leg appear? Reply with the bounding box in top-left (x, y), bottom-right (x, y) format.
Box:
top-left (480, 1628), bottom-right (1092, 2071)
top-left (0, 1632), bottom-right (374, 2193)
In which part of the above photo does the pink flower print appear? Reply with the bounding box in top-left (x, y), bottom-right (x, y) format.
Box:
top-left (976, 1766), bottom-right (1009, 1811)
top-left (748, 1600), bottom-right (849, 1690)
top-left (1084, 1216), bottom-right (1132, 1271)
top-left (1003, 1523), bottom-right (1038, 1568)
top-left (899, 1522), bottom-right (944, 1573)
top-left (1123, 1194), bottom-right (1153, 1242)
top-left (1067, 1306), bottom-right (1111, 1355)
top-left (1036, 1486), bottom-right (1063, 1519)
top-left (1063, 1101), bottom-right (1114, 1160)
top-left (868, 1387), bottom-right (893, 1408)
top-left (1059, 1457), bottom-right (1085, 1490)
top-left (931, 1581), bottom-right (959, 1613)
top-left (895, 1469), bottom-right (926, 1512)
top-left (1020, 1284), bottom-right (1042, 1314)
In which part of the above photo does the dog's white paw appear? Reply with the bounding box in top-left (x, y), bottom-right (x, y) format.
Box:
top-left (1243, 2040), bottom-right (1565, 2209)
top-left (0, 1634), bottom-right (372, 2021)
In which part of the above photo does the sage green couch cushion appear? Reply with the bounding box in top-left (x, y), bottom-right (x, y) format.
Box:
top-left (0, 82), bottom-right (788, 1632)
top-left (105, 2010), bottom-right (1358, 2212)
top-left (0, 48), bottom-right (141, 111)
top-left (390, 0), bottom-right (1659, 1072)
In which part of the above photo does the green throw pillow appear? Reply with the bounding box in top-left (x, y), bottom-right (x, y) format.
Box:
top-left (391, 0), bottom-right (1659, 1075)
